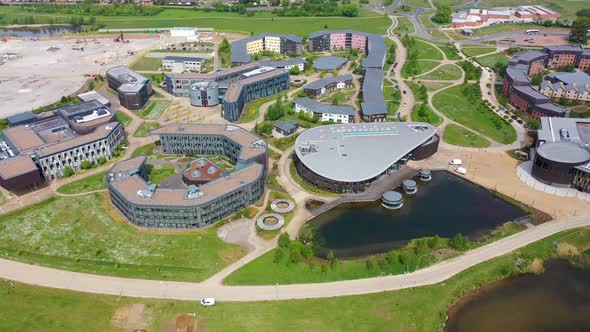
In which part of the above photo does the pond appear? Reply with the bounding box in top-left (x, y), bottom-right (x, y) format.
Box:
top-left (0, 26), bottom-right (80, 37)
top-left (306, 171), bottom-right (526, 258)
top-left (445, 259), bottom-right (590, 332)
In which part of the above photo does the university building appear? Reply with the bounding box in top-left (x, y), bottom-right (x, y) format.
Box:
top-left (106, 66), bottom-right (153, 110)
top-left (231, 33), bottom-right (302, 66)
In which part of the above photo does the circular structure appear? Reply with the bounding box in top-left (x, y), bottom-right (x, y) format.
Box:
top-left (420, 169), bottom-right (432, 182)
top-left (270, 199), bottom-right (295, 214)
top-left (294, 123), bottom-right (439, 193)
top-left (257, 213), bottom-right (285, 231)
top-left (531, 141), bottom-right (590, 186)
top-left (292, 79), bottom-right (305, 84)
top-left (189, 81), bottom-right (219, 107)
top-left (381, 191), bottom-right (403, 210)
top-left (402, 179), bottom-right (417, 194)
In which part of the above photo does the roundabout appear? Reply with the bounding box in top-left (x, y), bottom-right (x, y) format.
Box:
top-left (256, 213), bottom-right (285, 231)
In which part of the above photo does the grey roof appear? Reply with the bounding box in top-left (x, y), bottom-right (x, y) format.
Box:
top-left (509, 51), bottom-right (546, 65)
top-left (313, 56), bottom-right (348, 70)
top-left (231, 33), bottom-right (302, 64)
top-left (382, 191), bottom-right (402, 202)
top-left (361, 68), bottom-right (387, 116)
top-left (512, 85), bottom-right (549, 102)
top-left (162, 55), bottom-right (204, 62)
top-left (259, 59), bottom-right (305, 68)
top-left (538, 117), bottom-right (590, 144)
top-left (77, 91), bottom-right (110, 106)
top-left (7, 112), bottom-right (36, 125)
top-left (293, 97), bottom-right (355, 116)
top-left (273, 120), bottom-right (299, 132)
top-left (304, 74), bottom-right (353, 90)
top-left (106, 66), bottom-right (150, 93)
top-left (294, 122), bottom-right (437, 182)
top-left (534, 103), bottom-right (569, 116)
top-left (537, 141), bottom-right (590, 164)
top-left (505, 66), bottom-right (530, 85)
top-left (544, 45), bottom-right (584, 54)
top-left (541, 72), bottom-right (590, 93)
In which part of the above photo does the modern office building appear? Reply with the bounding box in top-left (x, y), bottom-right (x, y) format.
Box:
top-left (293, 97), bottom-right (355, 123)
top-left (222, 67), bottom-right (290, 122)
top-left (531, 117), bottom-right (590, 191)
top-left (273, 120), bottom-right (299, 136)
top-left (259, 59), bottom-right (305, 71)
top-left (312, 56), bottom-right (348, 71)
top-left (501, 46), bottom-right (590, 118)
top-left (166, 63), bottom-right (260, 97)
top-left (188, 81), bottom-right (220, 107)
top-left (231, 33), bottom-right (303, 66)
top-left (106, 66), bottom-right (153, 110)
top-left (108, 124), bottom-right (267, 229)
top-left (303, 74), bottom-right (353, 97)
top-left (0, 101), bottom-right (125, 192)
top-left (293, 122), bottom-right (439, 193)
top-left (361, 68), bottom-right (388, 122)
top-left (162, 56), bottom-right (204, 72)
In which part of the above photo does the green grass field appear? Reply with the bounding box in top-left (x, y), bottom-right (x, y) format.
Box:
top-left (415, 40), bottom-right (444, 61)
top-left (392, 16), bottom-right (415, 34)
top-left (403, 0), bottom-right (431, 7)
top-left (422, 81), bottom-right (453, 91)
top-left (416, 64), bottom-right (462, 81)
top-left (438, 44), bottom-right (462, 60)
top-left (0, 194), bottom-right (245, 282)
top-left (56, 171), bottom-right (108, 194)
top-left (0, 227), bottom-right (588, 331)
top-left (402, 60), bottom-right (441, 78)
top-left (148, 164), bottom-right (176, 184)
top-left (133, 121), bottom-right (161, 137)
top-left (443, 124), bottom-right (491, 148)
top-left (474, 52), bottom-right (509, 69)
top-left (462, 47), bottom-right (497, 57)
top-left (432, 84), bottom-right (516, 144)
top-left (137, 100), bottom-right (170, 120)
top-left (419, 13), bottom-right (437, 29)
top-left (115, 111), bottom-right (132, 127)
top-left (411, 104), bottom-right (443, 126)
top-left (130, 56), bottom-right (161, 71)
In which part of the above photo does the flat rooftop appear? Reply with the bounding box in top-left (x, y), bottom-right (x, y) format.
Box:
top-left (295, 122), bottom-right (437, 182)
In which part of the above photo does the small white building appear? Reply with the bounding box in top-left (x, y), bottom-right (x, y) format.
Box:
top-left (162, 56), bottom-right (204, 73)
top-left (293, 97), bottom-right (355, 124)
top-left (170, 27), bottom-right (199, 41)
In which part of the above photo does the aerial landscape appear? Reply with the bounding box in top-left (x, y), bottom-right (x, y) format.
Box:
top-left (0, 0), bottom-right (589, 331)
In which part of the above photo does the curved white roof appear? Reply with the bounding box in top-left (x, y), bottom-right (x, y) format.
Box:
top-left (295, 122), bottom-right (437, 182)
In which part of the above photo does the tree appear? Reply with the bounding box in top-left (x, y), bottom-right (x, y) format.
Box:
top-left (340, 5), bottom-right (359, 17)
top-left (449, 233), bottom-right (470, 250)
top-left (327, 250), bottom-right (335, 261)
top-left (289, 66), bottom-right (300, 75)
top-left (569, 17), bottom-right (590, 44)
top-left (301, 245), bottom-right (314, 259)
top-left (431, 5), bottom-right (452, 25)
top-left (81, 160), bottom-right (93, 170)
top-left (428, 235), bottom-right (441, 249)
top-left (63, 166), bottom-right (75, 178)
top-left (265, 101), bottom-right (286, 121)
top-left (289, 248), bottom-right (301, 264)
top-left (365, 257), bottom-right (375, 271)
top-left (97, 156), bottom-right (107, 165)
top-left (273, 249), bottom-right (284, 263)
top-left (278, 232), bottom-right (291, 248)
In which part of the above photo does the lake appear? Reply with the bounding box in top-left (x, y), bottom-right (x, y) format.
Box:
top-left (445, 259), bottom-right (590, 332)
top-left (0, 26), bottom-right (79, 37)
top-left (306, 171), bottom-right (526, 258)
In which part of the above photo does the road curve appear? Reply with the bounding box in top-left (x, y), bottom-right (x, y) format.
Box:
top-left (1, 217), bottom-right (588, 301)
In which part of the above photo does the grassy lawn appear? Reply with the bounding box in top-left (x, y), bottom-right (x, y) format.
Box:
top-left (411, 104), bottom-right (443, 126)
top-left (115, 111), bottom-right (132, 127)
top-left (0, 193), bottom-right (245, 282)
top-left (136, 100), bottom-right (170, 120)
top-left (130, 56), bottom-right (161, 71)
top-left (387, 101), bottom-right (401, 115)
top-left (432, 84), bottom-right (516, 144)
top-left (131, 142), bottom-right (157, 158)
top-left (416, 64), bottom-right (462, 81)
top-left (443, 124), bottom-right (491, 148)
top-left (474, 52), bottom-right (509, 69)
top-left (0, 227), bottom-right (588, 331)
top-left (422, 81), bottom-right (453, 91)
top-left (402, 60), bottom-right (440, 78)
top-left (419, 13), bottom-right (436, 29)
top-left (461, 47), bottom-right (497, 57)
top-left (133, 121), bottom-right (160, 137)
top-left (392, 16), bottom-right (415, 34)
top-left (239, 93), bottom-right (286, 123)
top-left (148, 164), bottom-right (176, 184)
top-left (415, 40), bottom-right (443, 61)
top-left (56, 171), bottom-right (108, 194)
top-left (438, 44), bottom-right (462, 60)
top-left (403, 0), bottom-right (430, 7)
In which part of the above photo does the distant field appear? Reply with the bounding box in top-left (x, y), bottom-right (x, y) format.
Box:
top-left (478, 0), bottom-right (588, 18)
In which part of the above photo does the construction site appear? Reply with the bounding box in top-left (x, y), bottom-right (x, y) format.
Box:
top-left (0, 33), bottom-right (161, 117)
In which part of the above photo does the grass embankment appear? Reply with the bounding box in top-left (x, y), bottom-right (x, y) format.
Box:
top-left (422, 81), bottom-right (453, 91)
top-left (133, 121), bottom-right (160, 137)
top-left (0, 193), bottom-right (245, 282)
top-left (238, 93), bottom-right (286, 124)
top-left (115, 111), bottom-right (132, 127)
top-left (461, 47), bottom-right (497, 57)
top-left (56, 171), bottom-right (108, 194)
top-left (433, 84), bottom-right (516, 144)
top-left (392, 16), bottom-right (415, 34)
top-left (401, 37), bottom-right (443, 78)
top-left (443, 124), bottom-right (491, 148)
top-left (416, 64), bottom-right (462, 81)
top-left (474, 52), bottom-right (509, 69)
top-left (411, 104), bottom-right (443, 126)
top-left (1, 227), bottom-right (588, 331)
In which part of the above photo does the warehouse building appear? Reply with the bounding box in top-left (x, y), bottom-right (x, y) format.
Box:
top-left (108, 124), bottom-right (267, 229)
top-left (106, 66), bottom-right (153, 110)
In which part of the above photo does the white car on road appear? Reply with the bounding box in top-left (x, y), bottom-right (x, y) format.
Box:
top-left (449, 159), bottom-right (462, 165)
top-left (454, 167), bottom-right (467, 175)
top-left (201, 298), bottom-right (216, 307)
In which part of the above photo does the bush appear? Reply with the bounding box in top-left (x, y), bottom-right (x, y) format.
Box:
top-left (81, 160), bottom-right (93, 170)
top-left (63, 166), bottom-right (75, 178)
top-left (289, 248), bottom-right (302, 264)
top-left (278, 232), bottom-right (291, 248)
top-left (97, 156), bottom-right (107, 165)
top-left (449, 233), bottom-right (470, 250)
top-left (273, 249), bottom-right (285, 264)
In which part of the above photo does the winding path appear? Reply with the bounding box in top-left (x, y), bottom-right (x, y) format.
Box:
top-left (0, 217), bottom-right (587, 301)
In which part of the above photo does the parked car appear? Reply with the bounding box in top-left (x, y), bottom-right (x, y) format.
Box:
top-left (449, 159), bottom-right (462, 165)
top-left (487, 91), bottom-right (491, 95)
top-left (403, 90), bottom-right (407, 94)
top-left (511, 115), bottom-right (518, 120)
top-left (524, 123), bottom-right (529, 128)
top-left (403, 102), bottom-right (407, 107)
top-left (454, 167), bottom-right (467, 175)
top-left (517, 119), bottom-right (524, 124)
top-left (201, 298), bottom-right (216, 307)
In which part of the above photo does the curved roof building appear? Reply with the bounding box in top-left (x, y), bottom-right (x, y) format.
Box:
top-left (293, 122), bottom-right (439, 193)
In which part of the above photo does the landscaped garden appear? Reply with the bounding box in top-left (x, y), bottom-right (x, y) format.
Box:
top-left (443, 124), bottom-right (491, 148)
top-left (0, 193), bottom-right (245, 282)
top-left (130, 56), bottom-right (161, 72)
top-left (133, 122), bottom-right (161, 137)
top-left (136, 100), bottom-right (171, 120)
top-left (433, 84), bottom-right (516, 144)
top-left (411, 104), bottom-right (443, 126)
top-left (461, 47), bottom-right (497, 57)
top-left (147, 164), bottom-right (176, 184)
top-left (416, 64), bottom-right (462, 81)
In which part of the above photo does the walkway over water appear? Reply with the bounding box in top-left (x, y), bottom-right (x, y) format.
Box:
top-left (310, 165), bottom-right (419, 216)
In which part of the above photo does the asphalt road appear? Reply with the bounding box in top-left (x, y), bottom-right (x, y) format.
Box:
top-left (0, 217), bottom-right (587, 301)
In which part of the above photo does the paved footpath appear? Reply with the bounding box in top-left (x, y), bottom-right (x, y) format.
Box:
top-left (0, 217), bottom-right (588, 301)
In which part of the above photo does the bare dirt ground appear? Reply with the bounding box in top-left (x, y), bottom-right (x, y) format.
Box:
top-left (514, 34), bottom-right (587, 47)
top-left (111, 303), bottom-right (151, 332)
top-left (0, 35), bottom-right (162, 117)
